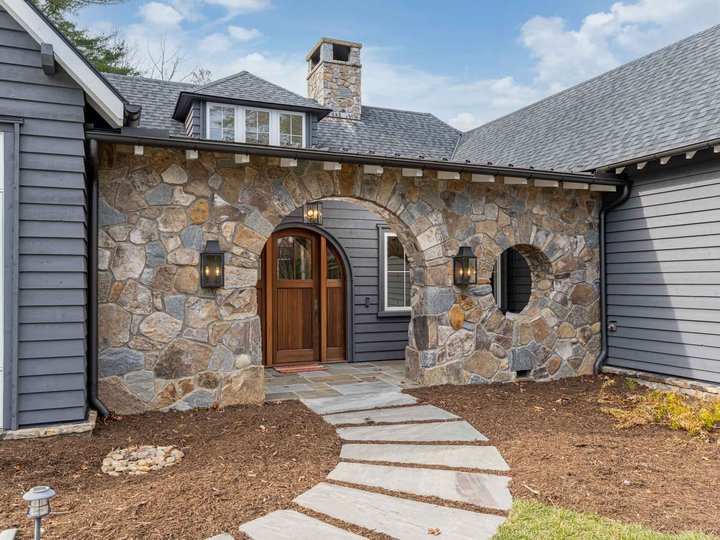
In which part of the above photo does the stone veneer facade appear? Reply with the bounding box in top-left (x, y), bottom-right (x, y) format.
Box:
top-left (97, 144), bottom-right (603, 414)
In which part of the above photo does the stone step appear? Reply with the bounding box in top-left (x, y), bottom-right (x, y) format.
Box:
top-left (206, 534), bottom-right (234, 540)
top-left (323, 404), bottom-right (458, 425)
top-left (295, 482), bottom-right (506, 540)
top-left (340, 443), bottom-right (510, 471)
top-left (336, 420), bottom-right (487, 442)
top-left (328, 462), bottom-right (512, 511)
top-left (238, 510), bottom-right (366, 540)
top-left (301, 391), bottom-right (417, 415)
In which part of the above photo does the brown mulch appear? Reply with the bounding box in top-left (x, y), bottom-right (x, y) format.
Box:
top-left (409, 375), bottom-right (720, 536)
top-left (0, 401), bottom-right (341, 540)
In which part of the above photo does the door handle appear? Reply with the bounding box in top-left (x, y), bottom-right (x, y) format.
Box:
top-left (314, 298), bottom-right (319, 324)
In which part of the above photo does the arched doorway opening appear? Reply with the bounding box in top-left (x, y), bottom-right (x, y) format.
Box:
top-left (258, 227), bottom-right (348, 365)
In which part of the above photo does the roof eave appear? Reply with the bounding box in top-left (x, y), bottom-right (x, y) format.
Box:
top-left (588, 136), bottom-right (720, 173)
top-left (2, 0), bottom-right (127, 128)
top-left (86, 129), bottom-right (626, 186)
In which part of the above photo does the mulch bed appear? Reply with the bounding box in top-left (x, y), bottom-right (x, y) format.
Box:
top-left (0, 401), bottom-right (341, 539)
top-left (409, 375), bottom-right (720, 536)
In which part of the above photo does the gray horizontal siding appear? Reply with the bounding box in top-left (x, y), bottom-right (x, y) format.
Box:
top-left (606, 151), bottom-right (720, 384)
top-left (282, 200), bottom-right (410, 362)
top-left (1, 8), bottom-right (88, 428)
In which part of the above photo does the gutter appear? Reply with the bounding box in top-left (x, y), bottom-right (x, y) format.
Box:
top-left (85, 130), bottom-right (625, 186)
top-left (85, 139), bottom-right (110, 418)
top-left (595, 137), bottom-right (720, 172)
top-left (594, 182), bottom-right (632, 375)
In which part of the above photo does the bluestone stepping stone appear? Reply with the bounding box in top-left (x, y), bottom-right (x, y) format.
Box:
top-left (340, 443), bottom-right (510, 470)
top-left (323, 404), bottom-right (458, 425)
top-left (336, 420), bottom-right (487, 442)
top-left (301, 391), bottom-right (417, 415)
top-left (238, 510), bottom-right (366, 539)
top-left (206, 534), bottom-right (234, 540)
top-left (332, 381), bottom-right (400, 395)
top-left (328, 462), bottom-right (512, 511)
top-left (295, 483), bottom-right (506, 540)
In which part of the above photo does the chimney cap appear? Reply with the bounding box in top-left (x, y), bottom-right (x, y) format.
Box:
top-left (306, 37), bottom-right (362, 61)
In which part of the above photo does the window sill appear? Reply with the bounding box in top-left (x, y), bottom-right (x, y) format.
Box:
top-left (377, 309), bottom-right (412, 318)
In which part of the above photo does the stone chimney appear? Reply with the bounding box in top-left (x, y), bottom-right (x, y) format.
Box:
top-left (307, 37), bottom-right (362, 120)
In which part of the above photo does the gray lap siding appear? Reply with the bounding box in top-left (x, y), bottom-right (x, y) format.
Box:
top-left (1, 8), bottom-right (88, 427)
top-left (281, 200), bottom-right (410, 362)
top-left (605, 150), bottom-right (720, 383)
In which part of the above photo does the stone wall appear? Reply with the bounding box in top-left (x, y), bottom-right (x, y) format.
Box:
top-left (97, 144), bottom-right (603, 414)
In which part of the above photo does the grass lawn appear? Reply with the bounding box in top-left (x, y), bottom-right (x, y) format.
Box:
top-left (497, 499), bottom-right (719, 540)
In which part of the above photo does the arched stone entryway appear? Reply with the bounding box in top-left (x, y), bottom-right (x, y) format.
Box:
top-left (97, 145), bottom-right (602, 413)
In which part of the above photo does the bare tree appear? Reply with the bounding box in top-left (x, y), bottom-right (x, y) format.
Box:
top-left (146, 35), bottom-right (212, 84)
top-left (190, 68), bottom-right (213, 85)
top-left (146, 35), bottom-right (185, 81)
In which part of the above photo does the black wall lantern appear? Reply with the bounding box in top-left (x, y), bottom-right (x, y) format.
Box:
top-left (453, 246), bottom-right (477, 286)
top-left (303, 201), bottom-right (323, 225)
top-left (200, 240), bottom-right (224, 288)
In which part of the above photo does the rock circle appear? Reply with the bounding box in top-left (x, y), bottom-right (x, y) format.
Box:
top-left (101, 445), bottom-right (184, 476)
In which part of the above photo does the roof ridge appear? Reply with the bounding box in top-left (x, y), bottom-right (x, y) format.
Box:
top-left (460, 23), bottom-right (720, 139)
top-left (363, 104), bottom-right (435, 115)
top-left (193, 70), bottom-right (250, 91)
top-left (102, 72), bottom-right (198, 87)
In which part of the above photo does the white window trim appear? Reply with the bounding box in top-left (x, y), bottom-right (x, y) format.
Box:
top-left (382, 230), bottom-right (411, 312)
top-left (205, 102), bottom-right (306, 147)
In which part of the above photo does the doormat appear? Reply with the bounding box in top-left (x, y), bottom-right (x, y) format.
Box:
top-left (273, 364), bottom-right (329, 374)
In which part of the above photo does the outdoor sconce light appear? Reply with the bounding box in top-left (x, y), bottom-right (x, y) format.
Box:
top-left (23, 485), bottom-right (56, 540)
top-left (303, 201), bottom-right (323, 225)
top-left (453, 246), bottom-right (477, 286)
top-left (200, 240), bottom-right (224, 288)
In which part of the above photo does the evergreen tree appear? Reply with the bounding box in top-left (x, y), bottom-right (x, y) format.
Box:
top-left (32, 0), bottom-right (139, 75)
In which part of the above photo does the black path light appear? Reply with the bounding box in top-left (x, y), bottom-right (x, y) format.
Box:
top-left (200, 240), bottom-right (224, 288)
top-left (23, 485), bottom-right (56, 540)
top-left (303, 201), bottom-right (323, 225)
top-left (453, 246), bottom-right (478, 286)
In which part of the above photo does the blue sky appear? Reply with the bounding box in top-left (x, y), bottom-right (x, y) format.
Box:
top-left (76, 0), bottom-right (720, 130)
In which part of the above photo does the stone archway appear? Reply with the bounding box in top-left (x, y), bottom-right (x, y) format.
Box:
top-left (96, 145), bottom-right (603, 414)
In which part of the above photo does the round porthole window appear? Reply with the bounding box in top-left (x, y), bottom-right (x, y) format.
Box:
top-left (491, 246), bottom-right (532, 316)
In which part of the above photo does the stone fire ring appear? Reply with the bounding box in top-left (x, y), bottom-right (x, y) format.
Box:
top-left (101, 445), bottom-right (184, 476)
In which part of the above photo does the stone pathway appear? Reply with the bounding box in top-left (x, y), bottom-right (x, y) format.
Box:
top-left (232, 385), bottom-right (512, 540)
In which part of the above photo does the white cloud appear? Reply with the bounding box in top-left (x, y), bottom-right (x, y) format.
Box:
top-left (202, 0), bottom-right (269, 11)
top-left (137, 1), bottom-right (184, 29)
top-left (228, 25), bottom-right (262, 41)
top-left (520, 0), bottom-right (718, 91)
top-left (103, 0), bottom-right (716, 131)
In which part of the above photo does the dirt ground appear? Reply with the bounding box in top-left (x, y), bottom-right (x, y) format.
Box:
top-left (0, 401), bottom-right (340, 540)
top-left (409, 375), bottom-right (720, 536)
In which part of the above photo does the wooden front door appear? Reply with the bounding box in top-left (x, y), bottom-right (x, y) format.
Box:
top-left (260, 228), bottom-right (346, 365)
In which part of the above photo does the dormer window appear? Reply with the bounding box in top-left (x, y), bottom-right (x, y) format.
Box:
top-left (205, 102), bottom-right (305, 147)
top-left (208, 104), bottom-right (236, 141)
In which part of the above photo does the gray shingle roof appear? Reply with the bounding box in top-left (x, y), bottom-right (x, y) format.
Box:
top-left (193, 71), bottom-right (328, 111)
top-left (316, 106), bottom-right (460, 160)
top-left (453, 25), bottom-right (720, 171)
top-left (103, 73), bottom-right (193, 136)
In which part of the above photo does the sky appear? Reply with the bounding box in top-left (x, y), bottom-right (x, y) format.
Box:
top-left (76, 0), bottom-right (720, 131)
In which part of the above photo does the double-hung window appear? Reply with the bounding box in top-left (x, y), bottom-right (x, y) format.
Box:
top-left (245, 109), bottom-right (270, 145)
top-left (380, 229), bottom-right (411, 313)
top-left (206, 103), bottom-right (305, 147)
top-left (208, 104), bottom-right (236, 141)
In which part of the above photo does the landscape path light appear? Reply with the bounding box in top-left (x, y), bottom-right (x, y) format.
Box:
top-left (23, 486), bottom-right (56, 540)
